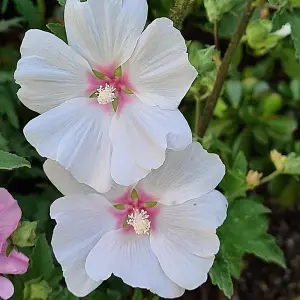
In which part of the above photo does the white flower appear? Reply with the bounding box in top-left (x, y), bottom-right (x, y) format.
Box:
top-left (273, 23), bottom-right (291, 38)
top-left (45, 143), bottom-right (227, 298)
top-left (14, 0), bottom-right (197, 193)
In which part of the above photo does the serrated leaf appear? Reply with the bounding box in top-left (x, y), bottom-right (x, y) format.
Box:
top-left (213, 199), bottom-right (285, 296)
top-left (209, 253), bottom-right (233, 298)
top-left (46, 23), bottom-right (67, 43)
top-left (218, 198), bottom-right (285, 287)
top-left (0, 150), bottom-right (30, 170)
top-left (245, 234), bottom-right (286, 268)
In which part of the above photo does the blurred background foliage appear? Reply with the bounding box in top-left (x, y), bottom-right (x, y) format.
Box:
top-left (1, 0), bottom-right (300, 299)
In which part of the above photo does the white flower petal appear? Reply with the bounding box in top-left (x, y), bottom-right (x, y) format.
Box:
top-left (65, 0), bottom-right (147, 69)
top-left (155, 203), bottom-right (221, 257)
top-left (24, 98), bottom-right (113, 193)
top-left (62, 263), bottom-right (101, 297)
top-left (14, 29), bottom-right (91, 113)
top-left (157, 191), bottom-right (228, 231)
top-left (273, 23), bottom-right (291, 38)
top-left (110, 96), bottom-right (192, 186)
top-left (43, 159), bottom-right (129, 202)
top-left (123, 18), bottom-right (197, 110)
top-left (86, 230), bottom-right (184, 298)
top-left (139, 142), bottom-right (225, 205)
top-left (43, 159), bottom-right (96, 195)
top-left (50, 194), bottom-right (115, 297)
top-left (150, 228), bottom-right (214, 290)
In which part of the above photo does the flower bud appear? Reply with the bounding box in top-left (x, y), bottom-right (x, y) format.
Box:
top-left (24, 280), bottom-right (52, 300)
top-left (270, 150), bottom-right (287, 171)
top-left (246, 20), bottom-right (272, 49)
top-left (246, 170), bottom-right (263, 188)
top-left (11, 221), bottom-right (38, 248)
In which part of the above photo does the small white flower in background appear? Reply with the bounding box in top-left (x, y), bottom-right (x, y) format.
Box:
top-left (44, 143), bottom-right (227, 298)
top-left (14, 0), bottom-right (197, 193)
top-left (273, 23), bottom-right (291, 38)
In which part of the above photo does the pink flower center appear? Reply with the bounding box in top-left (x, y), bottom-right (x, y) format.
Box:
top-left (86, 65), bottom-right (135, 115)
top-left (110, 188), bottom-right (160, 235)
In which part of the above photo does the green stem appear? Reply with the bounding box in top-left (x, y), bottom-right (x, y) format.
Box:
top-left (259, 170), bottom-right (281, 185)
top-left (36, 0), bottom-right (45, 26)
top-left (228, 170), bottom-right (281, 201)
top-left (169, 0), bottom-right (195, 29)
top-left (197, 0), bottom-right (256, 137)
top-left (194, 99), bottom-right (201, 134)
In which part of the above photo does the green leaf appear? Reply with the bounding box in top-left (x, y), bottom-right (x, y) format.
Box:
top-left (284, 153), bottom-right (300, 175)
top-left (26, 234), bottom-right (55, 280)
top-left (216, 198), bottom-right (285, 293)
top-left (290, 78), bottom-right (300, 101)
top-left (209, 253), bottom-right (233, 298)
top-left (12, 0), bottom-right (40, 28)
top-left (132, 289), bottom-right (143, 300)
top-left (264, 116), bottom-right (297, 141)
top-left (46, 23), bottom-right (67, 43)
top-left (1, 0), bottom-right (10, 13)
top-left (213, 198), bottom-right (285, 296)
top-left (273, 9), bottom-right (300, 59)
top-left (0, 85), bottom-right (19, 129)
top-left (233, 151), bottom-right (247, 175)
top-left (49, 288), bottom-right (77, 300)
top-left (188, 43), bottom-right (215, 76)
top-left (226, 80), bottom-right (242, 109)
top-left (218, 0), bottom-right (249, 37)
top-left (289, 10), bottom-right (300, 59)
top-left (204, 0), bottom-right (240, 22)
top-left (280, 48), bottom-right (300, 78)
top-left (220, 152), bottom-right (248, 199)
top-left (0, 150), bottom-right (31, 170)
top-left (220, 169), bottom-right (246, 199)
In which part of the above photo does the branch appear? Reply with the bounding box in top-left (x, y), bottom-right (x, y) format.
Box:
top-left (197, 0), bottom-right (256, 137)
top-left (169, 0), bottom-right (195, 29)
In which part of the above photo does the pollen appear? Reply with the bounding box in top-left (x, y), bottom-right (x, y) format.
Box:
top-left (127, 209), bottom-right (151, 235)
top-left (96, 84), bottom-right (116, 105)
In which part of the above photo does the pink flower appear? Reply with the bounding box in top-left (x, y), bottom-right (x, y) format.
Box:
top-left (0, 189), bottom-right (29, 299)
